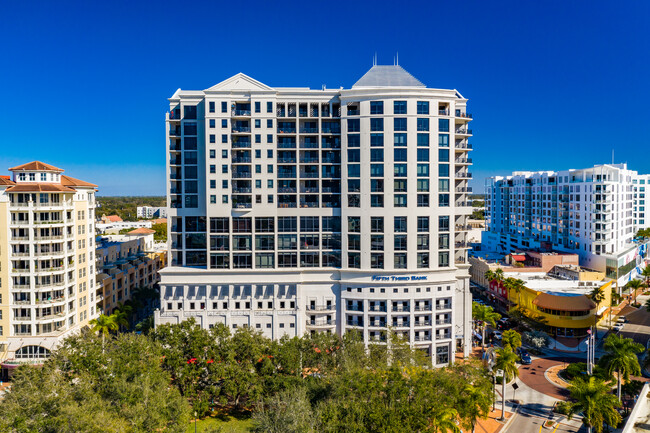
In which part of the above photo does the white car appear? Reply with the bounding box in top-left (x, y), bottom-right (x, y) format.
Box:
top-left (613, 323), bottom-right (624, 332)
top-left (492, 331), bottom-right (502, 340)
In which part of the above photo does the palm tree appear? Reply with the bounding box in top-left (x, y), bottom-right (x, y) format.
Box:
top-left (484, 268), bottom-right (504, 288)
top-left (600, 334), bottom-right (644, 401)
top-left (494, 347), bottom-right (519, 421)
top-left (503, 277), bottom-right (525, 311)
top-left (472, 303), bottom-right (501, 350)
top-left (567, 376), bottom-right (621, 433)
top-left (642, 266), bottom-right (650, 288)
top-left (626, 279), bottom-right (643, 305)
top-left (429, 406), bottom-right (461, 433)
top-left (458, 383), bottom-right (491, 433)
top-left (590, 286), bottom-right (606, 335)
top-left (111, 310), bottom-right (129, 331)
top-left (89, 314), bottom-right (118, 353)
top-left (645, 297), bottom-right (650, 313)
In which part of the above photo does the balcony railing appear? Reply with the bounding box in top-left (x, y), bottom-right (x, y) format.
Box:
top-left (455, 143), bottom-right (473, 149)
top-left (231, 109), bottom-right (251, 116)
top-left (455, 172), bottom-right (472, 179)
top-left (231, 172), bottom-right (252, 178)
top-left (277, 128), bottom-right (296, 133)
top-left (414, 306), bottom-right (432, 312)
top-left (232, 157), bottom-right (252, 163)
top-left (231, 126), bottom-right (251, 133)
top-left (300, 127), bottom-right (319, 134)
top-left (233, 203), bottom-right (252, 209)
top-left (232, 187), bottom-right (252, 193)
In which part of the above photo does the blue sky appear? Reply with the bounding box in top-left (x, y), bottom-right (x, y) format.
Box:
top-left (1, 0), bottom-right (648, 196)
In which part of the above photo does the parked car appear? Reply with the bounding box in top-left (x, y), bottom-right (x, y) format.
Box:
top-left (617, 316), bottom-right (628, 323)
top-left (613, 323), bottom-right (624, 332)
top-left (492, 330), bottom-right (502, 340)
top-left (520, 353), bottom-right (532, 365)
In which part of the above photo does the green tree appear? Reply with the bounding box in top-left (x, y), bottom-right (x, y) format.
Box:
top-left (472, 302), bottom-right (501, 350)
top-left (89, 314), bottom-right (118, 353)
top-left (484, 268), bottom-right (504, 287)
top-left (0, 333), bottom-right (191, 433)
top-left (502, 330), bottom-right (522, 351)
top-left (494, 347), bottom-right (519, 421)
top-left (458, 383), bottom-right (490, 433)
top-left (503, 277), bottom-right (525, 311)
top-left (590, 286), bottom-right (606, 305)
top-left (626, 279), bottom-right (643, 305)
top-left (599, 333), bottom-right (644, 401)
top-left (429, 406), bottom-right (461, 433)
top-left (152, 222), bottom-right (167, 242)
top-left (252, 387), bottom-right (315, 433)
top-left (567, 376), bottom-right (621, 433)
top-left (642, 266), bottom-right (650, 288)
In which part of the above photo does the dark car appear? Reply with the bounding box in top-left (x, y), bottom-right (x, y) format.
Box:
top-left (520, 353), bottom-right (532, 365)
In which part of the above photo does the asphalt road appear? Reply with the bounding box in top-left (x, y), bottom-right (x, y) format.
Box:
top-left (618, 304), bottom-right (650, 347)
top-left (507, 413), bottom-right (588, 433)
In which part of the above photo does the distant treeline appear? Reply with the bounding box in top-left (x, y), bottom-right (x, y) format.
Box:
top-left (96, 196), bottom-right (166, 221)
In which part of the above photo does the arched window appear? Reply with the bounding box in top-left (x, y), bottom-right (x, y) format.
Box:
top-left (15, 345), bottom-right (50, 359)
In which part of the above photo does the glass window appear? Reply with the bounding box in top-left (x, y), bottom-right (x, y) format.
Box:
top-left (394, 179), bottom-right (407, 192)
top-left (417, 179), bottom-right (430, 192)
top-left (394, 217), bottom-right (407, 233)
top-left (370, 118), bottom-right (383, 131)
top-left (371, 179), bottom-right (384, 192)
top-left (370, 194), bottom-right (384, 207)
top-left (439, 118), bottom-right (449, 132)
top-left (394, 118), bottom-right (407, 131)
top-left (418, 217), bottom-right (429, 232)
top-left (439, 194), bottom-right (450, 207)
top-left (371, 235), bottom-right (384, 251)
top-left (394, 253), bottom-right (407, 269)
top-left (371, 253), bottom-right (384, 269)
top-left (370, 101), bottom-right (384, 115)
top-left (394, 235), bottom-right (407, 250)
top-left (267, 101), bottom-right (273, 113)
top-left (438, 179), bottom-right (449, 192)
top-left (348, 179), bottom-right (360, 192)
top-left (348, 149), bottom-right (360, 162)
top-left (417, 133), bottom-right (429, 146)
top-left (394, 101), bottom-right (407, 114)
top-left (417, 252), bottom-right (429, 268)
top-left (394, 164), bottom-right (407, 177)
top-left (209, 101), bottom-right (215, 113)
top-left (438, 216), bottom-right (450, 232)
top-left (300, 216), bottom-right (319, 232)
top-left (348, 234), bottom-right (361, 250)
top-left (417, 101), bottom-right (429, 115)
top-left (370, 133), bottom-right (384, 146)
top-left (370, 164), bottom-right (384, 177)
top-left (438, 149), bottom-right (449, 162)
top-left (348, 134), bottom-right (360, 147)
top-left (417, 194), bottom-right (430, 207)
top-left (394, 133), bottom-right (407, 146)
top-left (439, 164), bottom-right (450, 177)
top-left (254, 101), bottom-right (261, 113)
top-left (348, 164), bottom-right (360, 177)
top-left (348, 119), bottom-right (360, 132)
top-left (439, 134), bottom-right (449, 147)
top-left (370, 148), bottom-right (384, 162)
top-left (348, 216), bottom-right (361, 232)
top-left (417, 148), bottom-right (429, 162)
top-left (417, 118), bottom-right (429, 131)
top-left (394, 148), bottom-right (407, 162)
top-left (394, 194), bottom-right (407, 207)
top-left (439, 234), bottom-right (450, 249)
top-left (417, 164), bottom-right (429, 177)
top-left (438, 252), bottom-right (449, 267)
top-left (221, 101), bottom-right (227, 113)
top-left (348, 252), bottom-right (361, 268)
top-left (371, 217), bottom-right (384, 232)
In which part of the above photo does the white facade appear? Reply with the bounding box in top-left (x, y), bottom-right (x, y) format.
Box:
top-left (137, 206), bottom-right (167, 219)
top-left (96, 220), bottom-right (152, 234)
top-left (483, 163), bottom-right (649, 284)
top-left (155, 65), bottom-right (475, 363)
top-left (633, 173), bottom-right (650, 231)
top-left (0, 162), bottom-right (97, 374)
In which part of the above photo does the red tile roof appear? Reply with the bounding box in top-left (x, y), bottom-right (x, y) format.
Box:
top-left (127, 227), bottom-right (156, 235)
top-left (9, 161), bottom-right (64, 172)
top-left (103, 215), bottom-right (123, 222)
top-left (61, 175), bottom-right (97, 188)
top-left (0, 176), bottom-right (15, 186)
top-left (6, 183), bottom-right (75, 192)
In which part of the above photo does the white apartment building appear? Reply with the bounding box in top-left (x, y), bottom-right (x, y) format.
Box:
top-left (0, 162), bottom-right (97, 379)
top-left (483, 163), bottom-right (650, 285)
top-left (633, 174), bottom-right (650, 231)
top-left (154, 65), bottom-right (475, 364)
top-left (137, 206), bottom-right (168, 219)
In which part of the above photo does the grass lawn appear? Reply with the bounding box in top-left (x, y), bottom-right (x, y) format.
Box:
top-left (186, 413), bottom-right (253, 433)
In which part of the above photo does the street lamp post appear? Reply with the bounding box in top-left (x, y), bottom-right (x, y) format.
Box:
top-left (194, 411), bottom-right (197, 433)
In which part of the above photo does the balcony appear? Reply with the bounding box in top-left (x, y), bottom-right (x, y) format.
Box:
top-left (414, 306), bottom-right (432, 312)
top-left (300, 187), bottom-right (319, 193)
top-left (231, 141), bottom-right (251, 149)
top-left (414, 320), bottom-right (432, 327)
top-left (455, 201), bottom-right (472, 207)
top-left (436, 304), bottom-right (452, 311)
top-left (169, 128), bottom-right (181, 136)
top-left (455, 172), bottom-right (472, 179)
top-left (299, 201), bottom-right (319, 208)
top-left (347, 110), bottom-right (360, 116)
top-left (277, 127), bottom-right (296, 134)
top-left (369, 321), bottom-right (387, 327)
top-left (306, 305), bottom-right (335, 312)
top-left (277, 157), bottom-right (296, 163)
top-left (439, 109), bottom-right (449, 116)
top-left (455, 242), bottom-right (470, 249)
top-left (299, 127), bottom-right (319, 134)
top-left (233, 203), bottom-right (252, 209)
top-left (455, 129), bottom-right (473, 135)
top-left (436, 334), bottom-right (452, 341)
top-left (231, 172), bottom-right (252, 179)
top-left (278, 187), bottom-right (297, 193)
top-left (306, 319), bottom-right (335, 327)
top-left (346, 305), bottom-right (364, 312)
top-left (231, 126), bottom-right (251, 133)
top-left (455, 112), bottom-right (473, 119)
top-left (232, 187), bottom-right (252, 193)
top-left (414, 336), bottom-right (432, 342)
top-left (455, 143), bottom-right (473, 150)
top-left (300, 157), bottom-right (319, 164)
top-left (231, 157), bottom-right (252, 163)
top-left (455, 187), bottom-right (472, 193)
top-left (231, 109), bottom-right (251, 117)
top-left (455, 158), bottom-right (472, 164)
top-left (368, 305), bottom-right (387, 312)
top-left (300, 172), bottom-right (319, 179)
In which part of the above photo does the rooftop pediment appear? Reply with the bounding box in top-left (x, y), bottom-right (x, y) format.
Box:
top-left (206, 73), bottom-right (274, 92)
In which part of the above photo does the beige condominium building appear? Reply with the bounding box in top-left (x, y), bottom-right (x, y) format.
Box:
top-left (155, 64), bottom-right (475, 365)
top-left (0, 162), bottom-right (97, 379)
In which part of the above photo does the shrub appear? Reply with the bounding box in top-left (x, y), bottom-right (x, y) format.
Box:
top-left (564, 363), bottom-right (587, 381)
top-left (554, 401), bottom-right (571, 415)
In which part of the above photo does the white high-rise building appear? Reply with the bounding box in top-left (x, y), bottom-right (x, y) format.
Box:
top-left (0, 162), bottom-right (97, 378)
top-left (154, 65), bottom-right (475, 364)
top-left (633, 174), bottom-right (650, 231)
top-left (483, 163), bottom-right (650, 285)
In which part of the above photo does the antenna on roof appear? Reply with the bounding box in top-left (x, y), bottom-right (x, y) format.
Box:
top-left (611, 149), bottom-right (614, 165)
top-left (396, 51), bottom-right (399, 65)
top-left (373, 52), bottom-right (377, 66)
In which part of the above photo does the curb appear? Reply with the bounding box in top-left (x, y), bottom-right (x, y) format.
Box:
top-left (500, 401), bottom-right (520, 433)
